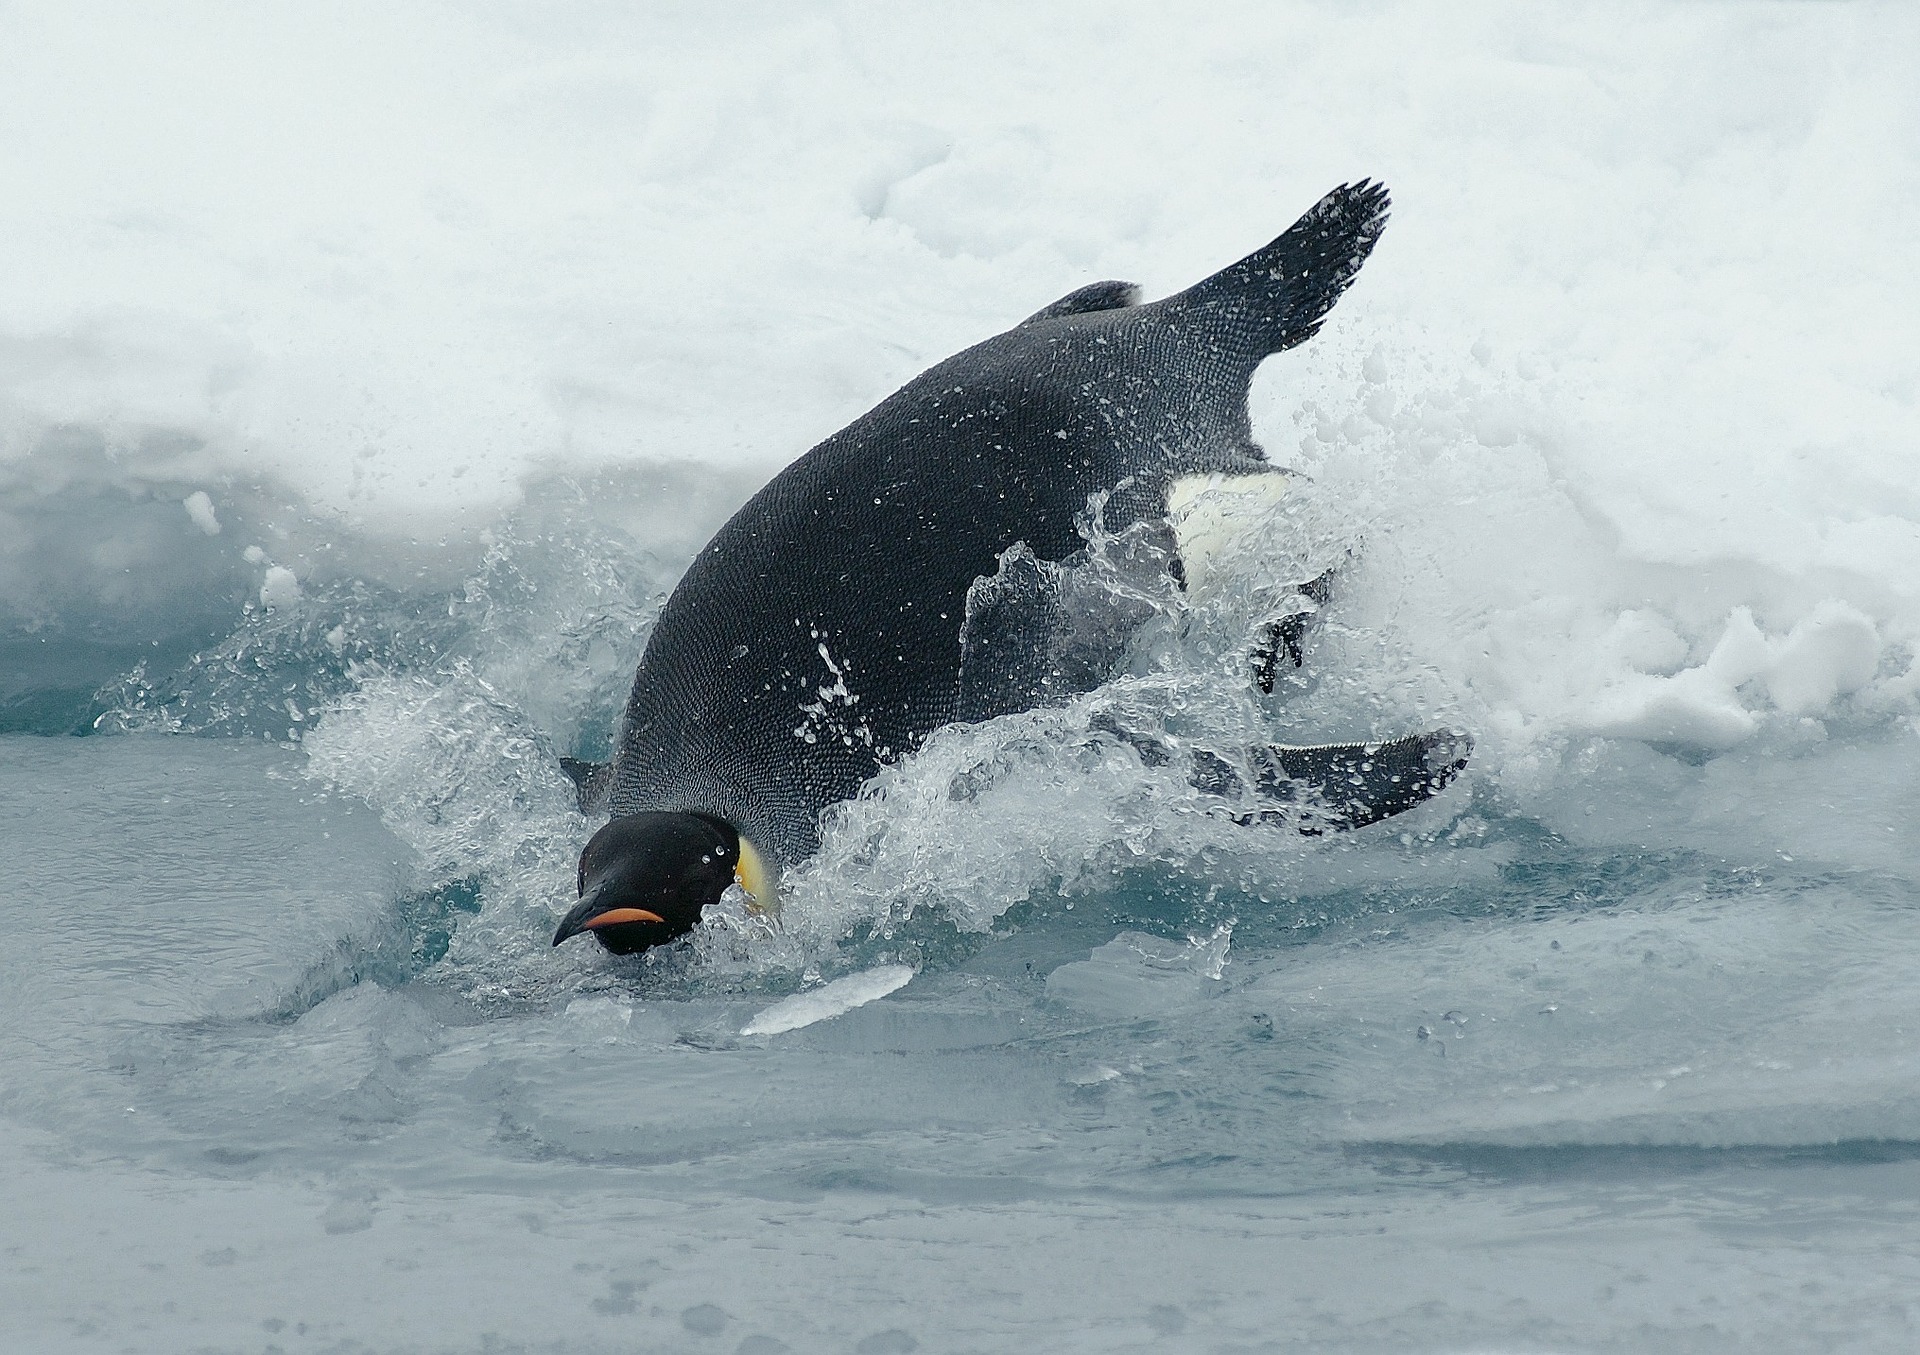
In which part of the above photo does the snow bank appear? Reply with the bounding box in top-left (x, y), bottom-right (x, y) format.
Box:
top-left (2, 1), bottom-right (1915, 802)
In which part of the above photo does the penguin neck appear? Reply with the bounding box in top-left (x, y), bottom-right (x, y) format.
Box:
top-left (687, 811), bottom-right (780, 916)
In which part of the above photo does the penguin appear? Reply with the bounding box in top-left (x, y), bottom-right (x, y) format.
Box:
top-left (552, 181), bottom-right (1471, 955)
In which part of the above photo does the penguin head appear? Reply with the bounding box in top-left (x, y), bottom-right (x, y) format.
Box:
top-left (553, 811), bottom-right (777, 955)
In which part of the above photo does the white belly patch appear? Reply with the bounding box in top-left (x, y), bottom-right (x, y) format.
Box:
top-left (1166, 471), bottom-right (1293, 596)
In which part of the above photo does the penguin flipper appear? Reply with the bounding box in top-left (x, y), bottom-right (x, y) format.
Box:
top-left (1174, 180), bottom-right (1390, 360)
top-left (956, 535), bottom-right (1169, 725)
top-left (956, 543), bottom-right (1065, 724)
top-left (1020, 279), bottom-right (1143, 327)
top-left (559, 756), bottom-right (613, 815)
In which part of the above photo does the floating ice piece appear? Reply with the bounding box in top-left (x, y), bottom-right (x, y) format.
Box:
top-left (182, 490), bottom-right (221, 536)
top-left (1046, 926), bottom-right (1234, 1019)
top-left (740, 964), bottom-right (915, 1036)
top-left (260, 565), bottom-right (301, 610)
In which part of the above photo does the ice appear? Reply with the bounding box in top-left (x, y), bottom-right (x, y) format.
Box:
top-left (1584, 664), bottom-right (1759, 751)
top-left (4, 2), bottom-right (1920, 1350)
top-left (1045, 927), bottom-right (1233, 1018)
top-left (741, 965), bottom-right (917, 1036)
top-left (257, 563), bottom-right (302, 611)
top-left (1589, 601), bottom-right (1890, 750)
top-left (181, 490), bottom-right (221, 537)
top-left (1767, 601), bottom-right (1884, 717)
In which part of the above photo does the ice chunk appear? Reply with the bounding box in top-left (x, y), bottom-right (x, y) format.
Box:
top-left (259, 565), bottom-right (302, 611)
top-left (740, 965), bottom-right (915, 1036)
top-left (1600, 609), bottom-right (1690, 675)
top-left (1045, 928), bottom-right (1233, 1018)
top-left (182, 490), bottom-right (221, 535)
top-left (1583, 601), bottom-right (1885, 752)
top-left (1704, 607), bottom-right (1774, 687)
top-left (1584, 666), bottom-right (1756, 751)
top-left (1766, 601), bottom-right (1880, 716)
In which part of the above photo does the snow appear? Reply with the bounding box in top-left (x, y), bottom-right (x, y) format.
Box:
top-left (2, 2), bottom-right (1919, 1351)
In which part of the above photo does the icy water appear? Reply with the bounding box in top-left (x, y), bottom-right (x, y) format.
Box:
top-left (5, 490), bottom-right (1920, 1354)
top-left (6, 3), bottom-right (1920, 1351)
top-left (11, 728), bottom-right (1920, 1355)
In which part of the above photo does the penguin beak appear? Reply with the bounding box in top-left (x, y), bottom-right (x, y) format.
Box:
top-left (583, 907), bottom-right (667, 930)
top-left (551, 888), bottom-right (665, 947)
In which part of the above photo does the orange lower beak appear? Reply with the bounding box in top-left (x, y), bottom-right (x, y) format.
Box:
top-left (582, 907), bottom-right (666, 929)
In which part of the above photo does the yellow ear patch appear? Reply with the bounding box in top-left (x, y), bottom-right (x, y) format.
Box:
top-left (733, 835), bottom-right (780, 916)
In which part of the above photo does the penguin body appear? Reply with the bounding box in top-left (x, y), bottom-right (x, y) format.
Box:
top-left (608, 183), bottom-right (1397, 866)
top-left (556, 182), bottom-right (1474, 955)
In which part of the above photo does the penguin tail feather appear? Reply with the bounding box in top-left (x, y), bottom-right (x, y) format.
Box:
top-left (1176, 180), bottom-right (1391, 361)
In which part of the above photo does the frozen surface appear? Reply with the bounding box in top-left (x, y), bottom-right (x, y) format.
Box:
top-left (3, 2), bottom-right (1920, 1352)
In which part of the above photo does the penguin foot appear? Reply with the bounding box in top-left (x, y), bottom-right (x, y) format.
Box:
top-left (1251, 566), bottom-right (1338, 694)
top-left (558, 757), bottom-right (612, 815)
